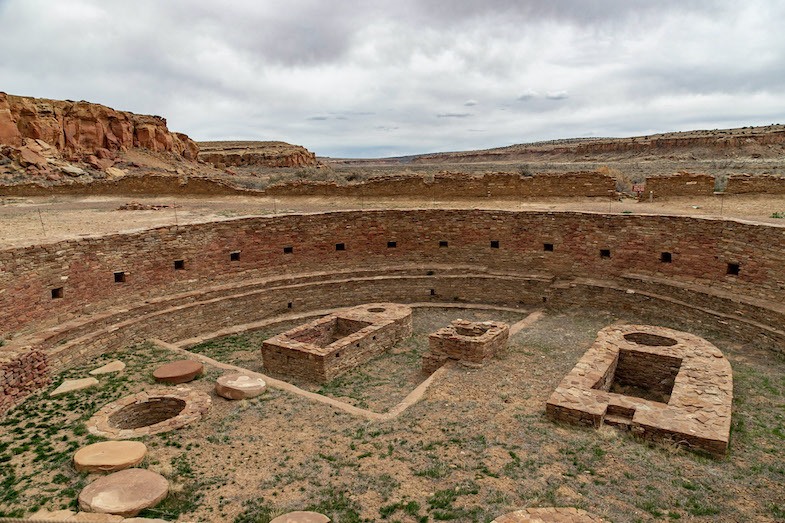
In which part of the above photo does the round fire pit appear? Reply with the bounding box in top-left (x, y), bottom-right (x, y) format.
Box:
top-left (87, 387), bottom-right (211, 439)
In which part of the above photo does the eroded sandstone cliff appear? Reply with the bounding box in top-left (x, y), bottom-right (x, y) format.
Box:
top-left (0, 92), bottom-right (198, 161)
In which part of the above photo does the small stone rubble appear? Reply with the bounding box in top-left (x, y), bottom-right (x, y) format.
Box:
top-left (262, 303), bottom-right (413, 382)
top-left (78, 468), bottom-right (168, 517)
top-left (546, 325), bottom-right (733, 457)
top-left (422, 319), bottom-right (510, 373)
top-left (87, 387), bottom-right (211, 439)
top-left (492, 507), bottom-right (604, 522)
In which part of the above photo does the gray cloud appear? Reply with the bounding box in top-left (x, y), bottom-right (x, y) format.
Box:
top-left (546, 91), bottom-right (569, 100)
top-left (1, 0), bottom-right (784, 157)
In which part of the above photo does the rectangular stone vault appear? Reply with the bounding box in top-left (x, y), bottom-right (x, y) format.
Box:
top-left (546, 324), bottom-right (733, 457)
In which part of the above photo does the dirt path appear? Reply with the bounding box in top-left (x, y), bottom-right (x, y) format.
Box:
top-left (1, 193), bottom-right (783, 248)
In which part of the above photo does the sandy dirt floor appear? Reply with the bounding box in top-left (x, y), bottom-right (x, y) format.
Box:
top-left (1, 193), bottom-right (784, 248)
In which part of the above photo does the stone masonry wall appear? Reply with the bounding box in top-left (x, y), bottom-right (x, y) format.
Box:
top-left (2, 210), bottom-right (784, 337)
top-left (643, 173), bottom-right (716, 199)
top-left (725, 174), bottom-right (785, 194)
top-left (0, 348), bottom-right (49, 413)
top-left (1, 209), bottom-right (784, 412)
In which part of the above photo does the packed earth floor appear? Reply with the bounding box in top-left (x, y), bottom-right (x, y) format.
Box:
top-left (1, 307), bottom-right (783, 522)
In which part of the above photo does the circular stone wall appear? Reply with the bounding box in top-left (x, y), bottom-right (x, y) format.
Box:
top-left (87, 388), bottom-right (211, 439)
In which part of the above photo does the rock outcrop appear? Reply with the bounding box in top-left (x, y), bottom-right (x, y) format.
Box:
top-left (198, 140), bottom-right (318, 168)
top-left (0, 92), bottom-right (198, 161)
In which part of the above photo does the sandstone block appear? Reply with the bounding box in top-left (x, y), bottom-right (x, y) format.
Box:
top-left (78, 469), bottom-right (168, 517)
top-left (270, 511), bottom-right (331, 523)
top-left (74, 441), bottom-right (147, 473)
top-left (152, 360), bottom-right (203, 384)
top-left (215, 373), bottom-right (266, 399)
top-left (89, 360), bottom-right (126, 375)
top-left (51, 377), bottom-right (99, 396)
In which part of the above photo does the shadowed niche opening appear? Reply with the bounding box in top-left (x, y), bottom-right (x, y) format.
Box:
top-left (624, 332), bottom-right (677, 347)
top-left (603, 348), bottom-right (682, 404)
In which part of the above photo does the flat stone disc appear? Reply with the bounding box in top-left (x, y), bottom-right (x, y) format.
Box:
top-left (73, 441), bottom-right (147, 473)
top-left (152, 360), bottom-right (203, 384)
top-left (215, 373), bottom-right (266, 399)
top-left (78, 468), bottom-right (168, 517)
top-left (270, 511), bottom-right (331, 523)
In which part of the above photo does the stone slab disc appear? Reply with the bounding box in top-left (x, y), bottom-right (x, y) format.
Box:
top-left (51, 377), bottom-right (99, 396)
top-left (74, 441), bottom-right (148, 473)
top-left (270, 511), bottom-right (331, 523)
top-left (90, 360), bottom-right (126, 375)
top-left (215, 373), bottom-right (266, 399)
top-left (78, 468), bottom-right (168, 517)
top-left (152, 360), bottom-right (203, 384)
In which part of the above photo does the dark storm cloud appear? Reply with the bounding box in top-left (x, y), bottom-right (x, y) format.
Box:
top-left (1, 0), bottom-right (784, 157)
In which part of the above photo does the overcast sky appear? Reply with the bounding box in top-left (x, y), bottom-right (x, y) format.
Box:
top-left (2, 0), bottom-right (785, 158)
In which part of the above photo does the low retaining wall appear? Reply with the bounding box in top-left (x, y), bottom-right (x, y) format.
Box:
top-left (725, 174), bottom-right (785, 194)
top-left (641, 173), bottom-right (715, 199)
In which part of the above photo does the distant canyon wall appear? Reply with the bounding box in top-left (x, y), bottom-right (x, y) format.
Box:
top-left (198, 141), bottom-right (318, 168)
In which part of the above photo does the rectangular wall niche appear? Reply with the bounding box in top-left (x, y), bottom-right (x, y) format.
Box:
top-left (51, 287), bottom-right (64, 299)
top-left (600, 249), bottom-right (611, 258)
top-left (335, 243), bottom-right (346, 251)
top-left (544, 243), bottom-right (554, 252)
top-left (661, 252), bottom-right (672, 263)
top-left (113, 271), bottom-right (126, 283)
top-left (283, 246), bottom-right (293, 254)
top-left (230, 251), bottom-right (241, 262)
top-left (173, 259), bottom-right (185, 270)
top-left (439, 240), bottom-right (449, 248)
top-left (387, 241), bottom-right (397, 248)
top-left (727, 262), bottom-right (740, 275)
top-left (490, 240), bottom-right (500, 249)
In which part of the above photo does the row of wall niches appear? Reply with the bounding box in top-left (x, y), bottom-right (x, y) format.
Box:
top-left (45, 239), bottom-right (743, 299)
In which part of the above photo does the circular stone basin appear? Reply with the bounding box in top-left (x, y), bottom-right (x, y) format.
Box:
top-left (270, 512), bottom-right (331, 523)
top-left (367, 307), bottom-right (386, 313)
top-left (623, 332), bottom-right (678, 347)
top-left (110, 397), bottom-right (186, 429)
top-left (215, 373), bottom-right (266, 400)
top-left (153, 359), bottom-right (204, 384)
top-left (78, 468), bottom-right (168, 517)
top-left (87, 388), bottom-right (211, 439)
top-left (74, 440), bottom-right (147, 473)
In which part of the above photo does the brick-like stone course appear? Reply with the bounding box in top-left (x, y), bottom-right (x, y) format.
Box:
top-left (262, 303), bottom-right (412, 382)
top-left (546, 325), bottom-right (733, 457)
top-left (0, 348), bottom-right (48, 413)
